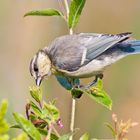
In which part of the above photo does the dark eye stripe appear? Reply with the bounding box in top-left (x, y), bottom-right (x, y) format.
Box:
top-left (29, 58), bottom-right (34, 76)
top-left (29, 54), bottom-right (38, 77)
top-left (34, 64), bottom-right (38, 72)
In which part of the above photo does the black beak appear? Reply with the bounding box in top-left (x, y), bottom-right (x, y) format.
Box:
top-left (35, 77), bottom-right (42, 86)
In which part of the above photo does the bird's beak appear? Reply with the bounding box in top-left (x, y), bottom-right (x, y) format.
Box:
top-left (36, 77), bottom-right (42, 86)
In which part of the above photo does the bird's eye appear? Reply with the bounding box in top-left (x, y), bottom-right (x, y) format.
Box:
top-left (34, 65), bottom-right (38, 72)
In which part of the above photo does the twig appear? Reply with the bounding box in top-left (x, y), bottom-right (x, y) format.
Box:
top-left (64, 0), bottom-right (69, 19)
top-left (45, 123), bottom-right (53, 140)
top-left (53, 126), bottom-right (61, 138)
top-left (69, 98), bottom-right (76, 140)
top-left (63, 1), bottom-right (76, 140)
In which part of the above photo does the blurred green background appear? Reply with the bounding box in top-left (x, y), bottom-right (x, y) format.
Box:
top-left (0, 0), bottom-right (140, 139)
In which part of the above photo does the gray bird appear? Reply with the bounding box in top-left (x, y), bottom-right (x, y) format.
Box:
top-left (30, 32), bottom-right (140, 88)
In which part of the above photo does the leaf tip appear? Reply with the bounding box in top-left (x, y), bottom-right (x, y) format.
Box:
top-left (109, 101), bottom-right (113, 110)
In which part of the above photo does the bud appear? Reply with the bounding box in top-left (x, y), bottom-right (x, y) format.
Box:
top-left (112, 113), bottom-right (117, 123)
top-left (57, 119), bottom-right (64, 128)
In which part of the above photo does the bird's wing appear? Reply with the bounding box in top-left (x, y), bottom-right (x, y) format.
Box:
top-left (79, 32), bottom-right (131, 62)
top-left (46, 32), bottom-right (131, 71)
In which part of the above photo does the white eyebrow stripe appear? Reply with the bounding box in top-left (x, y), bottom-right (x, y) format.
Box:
top-left (81, 48), bottom-right (87, 65)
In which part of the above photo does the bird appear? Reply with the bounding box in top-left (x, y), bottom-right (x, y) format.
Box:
top-left (29, 32), bottom-right (140, 89)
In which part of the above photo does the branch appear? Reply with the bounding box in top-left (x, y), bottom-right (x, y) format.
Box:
top-left (64, 0), bottom-right (69, 19)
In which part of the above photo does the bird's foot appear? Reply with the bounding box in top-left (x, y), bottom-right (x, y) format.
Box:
top-left (86, 74), bottom-right (103, 88)
top-left (71, 74), bottom-right (103, 98)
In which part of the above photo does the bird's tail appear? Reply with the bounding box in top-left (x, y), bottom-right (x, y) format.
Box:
top-left (128, 40), bottom-right (140, 54)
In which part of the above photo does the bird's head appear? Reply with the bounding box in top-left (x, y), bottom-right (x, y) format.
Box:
top-left (30, 49), bottom-right (51, 86)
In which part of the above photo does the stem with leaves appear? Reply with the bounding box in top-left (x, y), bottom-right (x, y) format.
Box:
top-left (63, 1), bottom-right (76, 140)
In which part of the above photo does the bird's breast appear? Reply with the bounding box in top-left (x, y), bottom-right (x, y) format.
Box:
top-left (58, 55), bottom-right (125, 78)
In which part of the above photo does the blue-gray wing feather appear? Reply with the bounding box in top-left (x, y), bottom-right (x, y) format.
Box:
top-left (46, 32), bottom-right (131, 71)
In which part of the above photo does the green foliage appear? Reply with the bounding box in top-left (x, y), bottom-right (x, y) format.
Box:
top-left (29, 86), bottom-right (42, 104)
top-left (24, 9), bottom-right (63, 17)
top-left (71, 79), bottom-right (112, 110)
top-left (12, 133), bottom-right (28, 140)
top-left (0, 135), bottom-right (9, 140)
top-left (79, 133), bottom-right (89, 140)
top-left (58, 134), bottom-right (70, 140)
top-left (68, 0), bottom-right (86, 28)
top-left (104, 122), bottom-right (116, 137)
top-left (24, 0), bottom-right (86, 31)
top-left (12, 87), bottom-right (61, 140)
top-left (29, 87), bottom-right (60, 125)
top-left (0, 133), bottom-right (28, 140)
top-left (0, 100), bottom-right (9, 134)
top-left (105, 114), bottom-right (138, 140)
top-left (0, 100), bottom-right (8, 120)
top-left (42, 102), bottom-right (59, 123)
top-left (30, 101), bottom-right (42, 116)
top-left (88, 79), bottom-right (112, 110)
top-left (0, 119), bottom-right (9, 134)
top-left (58, 128), bottom-right (79, 140)
top-left (0, 100), bottom-right (28, 140)
top-left (13, 112), bottom-right (41, 140)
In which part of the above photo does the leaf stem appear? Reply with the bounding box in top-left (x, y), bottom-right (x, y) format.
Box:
top-left (64, 0), bottom-right (69, 18)
top-left (53, 126), bottom-right (61, 138)
top-left (69, 98), bottom-right (76, 140)
top-left (63, 1), bottom-right (76, 140)
top-left (45, 123), bottom-right (53, 140)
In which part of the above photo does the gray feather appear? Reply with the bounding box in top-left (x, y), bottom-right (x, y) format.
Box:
top-left (45, 32), bottom-right (131, 72)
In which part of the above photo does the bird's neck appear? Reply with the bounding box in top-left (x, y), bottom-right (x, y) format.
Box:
top-left (51, 65), bottom-right (58, 75)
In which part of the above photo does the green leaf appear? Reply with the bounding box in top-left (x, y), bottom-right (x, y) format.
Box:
top-left (0, 100), bottom-right (9, 134)
top-left (37, 128), bottom-right (48, 135)
top-left (87, 79), bottom-right (112, 110)
top-left (0, 100), bottom-right (8, 120)
top-left (11, 133), bottom-right (28, 140)
top-left (58, 134), bottom-right (70, 140)
top-left (68, 0), bottom-right (86, 28)
top-left (10, 124), bottom-right (21, 129)
top-left (58, 128), bottom-right (79, 140)
top-left (37, 128), bottom-right (58, 140)
top-left (0, 135), bottom-right (9, 140)
top-left (72, 79), bottom-right (112, 110)
top-left (50, 134), bottom-right (59, 140)
top-left (80, 133), bottom-right (89, 140)
top-left (96, 79), bottom-right (103, 89)
top-left (29, 86), bottom-right (42, 104)
top-left (0, 120), bottom-right (9, 134)
top-left (104, 122), bottom-right (116, 137)
top-left (13, 112), bottom-right (41, 140)
top-left (42, 102), bottom-right (60, 122)
top-left (29, 113), bottom-right (37, 123)
top-left (30, 101), bottom-right (42, 117)
top-left (24, 9), bottom-right (63, 17)
top-left (88, 87), bottom-right (112, 110)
